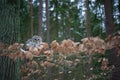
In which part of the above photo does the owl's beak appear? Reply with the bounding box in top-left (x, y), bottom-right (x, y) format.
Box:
top-left (36, 40), bottom-right (39, 43)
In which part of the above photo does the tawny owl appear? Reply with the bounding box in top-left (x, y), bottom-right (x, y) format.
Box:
top-left (26, 35), bottom-right (42, 48)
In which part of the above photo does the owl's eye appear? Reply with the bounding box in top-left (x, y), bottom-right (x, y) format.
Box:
top-left (34, 38), bottom-right (37, 41)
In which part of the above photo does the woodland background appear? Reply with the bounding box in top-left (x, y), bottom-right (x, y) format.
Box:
top-left (0, 0), bottom-right (120, 80)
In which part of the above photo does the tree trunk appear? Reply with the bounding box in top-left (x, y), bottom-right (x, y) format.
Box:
top-left (0, 0), bottom-right (20, 80)
top-left (55, 1), bottom-right (59, 40)
top-left (45, 1), bottom-right (51, 80)
top-left (29, 0), bottom-right (33, 37)
top-left (104, 0), bottom-right (120, 80)
top-left (38, 0), bottom-right (43, 38)
top-left (67, 12), bottom-right (71, 39)
top-left (85, 0), bottom-right (92, 78)
top-left (85, 0), bottom-right (91, 37)
top-left (104, 0), bottom-right (115, 35)
top-left (46, 0), bottom-right (50, 43)
top-left (104, 0), bottom-right (115, 67)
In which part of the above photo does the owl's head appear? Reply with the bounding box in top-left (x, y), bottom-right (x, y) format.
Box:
top-left (32, 35), bottom-right (42, 44)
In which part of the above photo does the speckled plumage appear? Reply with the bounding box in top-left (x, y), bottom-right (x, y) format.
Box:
top-left (26, 35), bottom-right (42, 48)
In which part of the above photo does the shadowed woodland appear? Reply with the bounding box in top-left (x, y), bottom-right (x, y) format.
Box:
top-left (0, 0), bottom-right (120, 80)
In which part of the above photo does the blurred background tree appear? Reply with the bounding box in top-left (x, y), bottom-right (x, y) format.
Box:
top-left (19, 0), bottom-right (120, 42)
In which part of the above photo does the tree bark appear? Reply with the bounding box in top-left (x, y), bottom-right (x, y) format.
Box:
top-left (104, 0), bottom-right (115, 35)
top-left (45, 1), bottom-right (51, 80)
top-left (38, 0), bottom-right (43, 38)
top-left (0, 0), bottom-right (21, 79)
top-left (85, 0), bottom-right (91, 37)
top-left (46, 0), bottom-right (50, 43)
top-left (104, 0), bottom-right (120, 80)
top-left (67, 12), bottom-right (71, 39)
top-left (29, 0), bottom-right (33, 37)
top-left (85, 0), bottom-right (92, 78)
top-left (55, 1), bottom-right (59, 40)
top-left (104, 0), bottom-right (115, 67)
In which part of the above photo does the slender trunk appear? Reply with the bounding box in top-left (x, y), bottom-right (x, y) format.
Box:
top-left (85, 0), bottom-right (92, 78)
top-left (85, 0), bottom-right (91, 37)
top-left (46, 0), bottom-right (50, 43)
top-left (38, 0), bottom-right (43, 38)
top-left (55, 14), bottom-right (59, 39)
top-left (29, 0), bottom-right (33, 37)
top-left (55, 1), bottom-right (59, 40)
top-left (67, 26), bottom-right (71, 39)
top-left (17, 0), bottom-right (20, 42)
top-left (46, 0), bottom-right (51, 80)
top-left (67, 12), bottom-right (71, 39)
